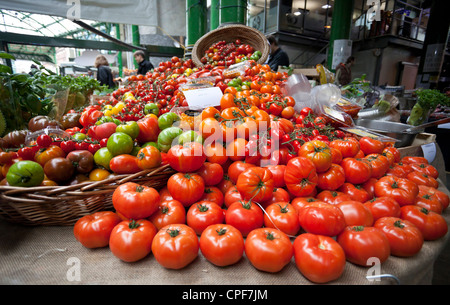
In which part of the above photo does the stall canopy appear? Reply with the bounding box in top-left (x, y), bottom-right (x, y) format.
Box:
top-left (0, 0), bottom-right (160, 27)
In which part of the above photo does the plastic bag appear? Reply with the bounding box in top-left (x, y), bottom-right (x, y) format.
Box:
top-left (283, 74), bottom-right (313, 112)
top-left (25, 126), bottom-right (71, 146)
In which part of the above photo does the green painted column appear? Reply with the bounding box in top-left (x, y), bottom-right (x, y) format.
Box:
top-left (186, 0), bottom-right (208, 49)
top-left (132, 25), bottom-right (140, 69)
top-left (210, 0), bottom-right (220, 31)
top-left (219, 0), bottom-right (247, 25)
top-left (115, 24), bottom-right (123, 77)
top-left (326, 0), bottom-right (355, 71)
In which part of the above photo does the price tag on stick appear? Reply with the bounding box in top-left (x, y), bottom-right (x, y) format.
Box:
top-left (183, 87), bottom-right (223, 110)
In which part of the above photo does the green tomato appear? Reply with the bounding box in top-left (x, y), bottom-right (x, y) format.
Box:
top-left (144, 103), bottom-right (160, 116)
top-left (72, 132), bottom-right (86, 141)
top-left (96, 116), bottom-right (114, 125)
top-left (93, 147), bottom-right (114, 170)
top-left (106, 132), bottom-right (134, 156)
top-left (178, 130), bottom-right (204, 146)
top-left (113, 118), bottom-right (122, 125)
top-left (142, 141), bottom-right (160, 150)
top-left (130, 145), bottom-right (142, 156)
top-left (116, 121), bottom-right (140, 139)
top-left (6, 160), bottom-right (45, 187)
top-left (158, 112), bottom-right (180, 130)
top-left (157, 126), bottom-right (183, 152)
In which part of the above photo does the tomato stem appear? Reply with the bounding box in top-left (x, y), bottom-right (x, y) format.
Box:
top-left (394, 220), bottom-right (405, 229)
top-left (216, 227), bottom-right (227, 236)
top-left (167, 228), bottom-right (180, 237)
top-left (128, 219), bottom-right (140, 229)
top-left (135, 185), bottom-right (145, 193)
top-left (265, 231), bottom-right (276, 240)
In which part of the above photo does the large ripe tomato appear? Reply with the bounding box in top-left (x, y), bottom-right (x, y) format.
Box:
top-left (418, 185), bottom-right (449, 211)
top-left (400, 205), bottom-right (448, 240)
top-left (291, 196), bottom-right (319, 213)
top-left (109, 155), bottom-right (141, 174)
top-left (316, 190), bottom-right (352, 205)
top-left (298, 140), bottom-right (332, 173)
top-left (386, 162), bottom-right (413, 178)
top-left (43, 157), bottom-right (74, 183)
top-left (374, 175), bottom-right (419, 206)
top-left (137, 145), bottom-right (162, 170)
top-left (226, 138), bottom-right (248, 161)
top-left (336, 200), bottom-right (374, 227)
top-left (317, 164), bottom-right (346, 191)
top-left (227, 160), bottom-right (256, 183)
top-left (338, 182), bottom-right (371, 203)
top-left (359, 137), bottom-right (385, 155)
top-left (263, 202), bottom-right (300, 236)
top-left (364, 196), bottom-right (401, 222)
top-left (151, 224), bottom-right (199, 269)
top-left (197, 162), bottom-right (224, 186)
top-left (374, 217), bottom-right (424, 257)
top-left (364, 154), bottom-right (389, 179)
top-left (341, 158), bottom-right (372, 185)
top-left (225, 200), bottom-right (264, 237)
top-left (236, 167), bottom-right (274, 203)
top-left (201, 186), bottom-right (224, 207)
top-left (406, 171), bottom-right (439, 189)
top-left (224, 186), bottom-right (243, 208)
top-left (329, 137), bottom-right (360, 158)
top-left (167, 172), bottom-right (205, 207)
top-left (298, 201), bottom-right (346, 236)
top-left (382, 147), bottom-right (401, 165)
top-left (414, 192), bottom-right (443, 214)
top-left (293, 233), bottom-right (346, 284)
top-left (262, 187), bottom-right (290, 207)
top-left (73, 211), bottom-right (122, 248)
top-left (266, 165), bottom-right (286, 188)
top-left (408, 163), bottom-right (439, 179)
top-left (186, 201), bottom-right (225, 235)
top-left (167, 142), bottom-right (207, 173)
top-left (34, 145), bottom-right (66, 166)
top-left (204, 142), bottom-right (228, 165)
top-left (244, 228), bottom-right (294, 273)
top-left (109, 219), bottom-right (157, 262)
top-left (401, 156), bottom-right (428, 165)
top-left (361, 177), bottom-right (378, 199)
top-left (337, 226), bottom-right (391, 266)
top-left (136, 114), bottom-right (160, 144)
top-left (112, 182), bottom-right (160, 219)
top-left (284, 157), bottom-right (318, 197)
top-left (148, 199), bottom-right (186, 230)
top-left (199, 224), bottom-right (244, 267)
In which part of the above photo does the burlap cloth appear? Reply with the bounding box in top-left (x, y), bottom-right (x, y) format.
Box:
top-left (1, 182), bottom-right (449, 285)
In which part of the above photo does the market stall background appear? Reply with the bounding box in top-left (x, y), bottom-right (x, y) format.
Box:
top-left (0, 0), bottom-right (449, 286)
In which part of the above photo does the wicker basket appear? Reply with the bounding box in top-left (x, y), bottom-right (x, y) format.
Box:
top-left (191, 24), bottom-right (270, 67)
top-left (0, 164), bottom-right (175, 226)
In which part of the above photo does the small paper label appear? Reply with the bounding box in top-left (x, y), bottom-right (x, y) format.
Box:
top-left (421, 142), bottom-right (436, 163)
top-left (183, 87), bottom-right (223, 110)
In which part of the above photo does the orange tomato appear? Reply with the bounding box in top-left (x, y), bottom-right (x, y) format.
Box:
top-left (226, 138), bottom-right (248, 161)
top-left (220, 93), bottom-right (238, 109)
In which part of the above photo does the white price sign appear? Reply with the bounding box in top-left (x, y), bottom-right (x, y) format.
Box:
top-left (183, 87), bottom-right (223, 110)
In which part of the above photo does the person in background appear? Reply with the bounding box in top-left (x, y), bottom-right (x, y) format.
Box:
top-left (94, 55), bottom-right (115, 89)
top-left (335, 56), bottom-right (355, 86)
top-left (267, 35), bottom-right (290, 72)
top-left (134, 50), bottom-right (154, 75)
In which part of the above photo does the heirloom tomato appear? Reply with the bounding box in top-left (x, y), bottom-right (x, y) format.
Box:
top-left (109, 155), bottom-right (141, 174)
top-left (284, 157), bottom-right (318, 197)
top-left (336, 200), bottom-right (374, 227)
top-left (374, 176), bottom-right (419, 206)
top-left (167, 172), bottom-right (205, 207)
top-left (148, 199), bottom-right (186, 230)
top-left (298, 140), bottom-right (332, 173)
top-left (112, 182), bottom-right (160, 219)
top-left (364, 197), bottom-right (401, 222)
top-left (166, 142), bottom-right (206, 173)
top-left (187, 201), bottom-right (225, 235)
top-left (225, 200), bottom-right (264, 237)
top-left (298, 201), bottom-right (346, 237)
top-left (400, 206), bottom-right (448, 241)
top-left (263, 202), bottom-right (300, 236)
top-left (341, 157), bottom-right (372, 185)
top-left (236, 167), bottom-right (274, 203)
top-left (6, 160), bottom-right (45, 187)
top-left (73, 211), bottom-right (121, 248)
top-left (359, 137), bottom-right (385, 155)
top-left (317, 164), bottom-right (346, 191)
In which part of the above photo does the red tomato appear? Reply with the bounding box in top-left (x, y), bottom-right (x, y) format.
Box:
top-left (225, 201), bottom-right (264, 237)
top-left (407, 171), bottom-right (438, 189)
top-left (196, 162), bottom-right (224, 186)
top-left (359, 137), bottom-right (385, 155)
top-left (382, 147), bottom-right (401, 164)
top-left (151, 224), bottom-right (199, 269)
top-left (284, 157), bottom-right (318, 197)
top-left (112, 182), bottom-right (160, 219)
top-left (199, 224), bottom-right (244, 267)
top-left (224, 185), bottom-right (243, 208)
top-left (298, 201), bottom-right (346, 236)
top-left (361, 177), bottom-right (378, 199)
top-left (341, 157), bottom-right (372, 185)
top-left (414, 192), bottom-right (443, 214)
top-left (298, 140), bottom-right (332, 173)
top-left (109, 219), bottom-right (157, 262)
top-left (227, 160), bottom-right (256, 184)
top-left (374, 175), bottom-right (419, 206)
top-left (364, 197), bottom-right (401, 222)
top-left (266, 165), bottom-right (286, 188)
top-left (137, 146), bottom-right (161, 170)
top-left (374, 217), bottom-right (424, 257)
top-left (73, 211), bottom-right (121, 248)
top-left (109, 154), bottom-right (141, 174)
top-left (337, 226), bottom-right (391, 266)
top-left (408, 163), bottom-right (439, 179)
top-left (329, 137), bottom-right (360, 158)
top-left (418, 185), bottom-right (449, 210)
top-left (401, 156), bottom-right (428, 165)
top-left (317, 164), bottom-right (346, 191)
top-left (338, 182), bottom-right (371, 203)
top-left (386, 162), bottom-right (413, 178)
top-left (263, 202), bottom-right (300, 236)
top-left (166, 142), bottom-right (207, 173)
top-left (136, 115), bottom-right (159, 143)
top-left (364, 154), bottom-right (389, 179)
top-left (291, 197), bottom-right (319, 213)
top-left (167, 172), bottom-right (205, 207)
top-left (200, 186), bottom-right (224, 207)
top-left (316, 190), bottom-right (352, 205)
top-left (400, 205), bottom-right (448, 241)
top-left (244, 228), bottom-right (294, 273)
top-left (261, 187), bottom-right (290, 207)
top-left (148, 199), bottom-right (186, 230)
top-left (336, 200), bottom-right (374, 227)
top-left (293, 233), bottom-right (346, 283)
top-left (187, 201), bottom-right (225, 235)
top-left (236, 167), bottom-right (274, 203)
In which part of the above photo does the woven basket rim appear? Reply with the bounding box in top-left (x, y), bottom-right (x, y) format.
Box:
top-left (192, 24), bottom-right (270, 67)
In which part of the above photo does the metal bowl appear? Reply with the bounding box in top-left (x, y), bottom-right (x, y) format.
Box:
top-left (354, 119), bottom-right (424, 148)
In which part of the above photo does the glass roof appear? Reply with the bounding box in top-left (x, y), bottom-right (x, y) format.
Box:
top-left (0, 9), bottom-right (99, 37)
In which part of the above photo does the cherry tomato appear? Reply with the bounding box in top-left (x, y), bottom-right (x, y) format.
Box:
top-left (199, 224), bottom-right (245, 267)
top-left (36, 134), bottom-right (53, 148)
top-left (73, 211), bottom-right (122, 249)
top-left (293, 233), bottom-right (346, 283)
top-left (244, 228), bottom-right (294, 273)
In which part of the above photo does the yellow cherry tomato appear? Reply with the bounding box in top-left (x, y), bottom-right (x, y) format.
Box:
top-left (89, 168), bottom-right (111, 181)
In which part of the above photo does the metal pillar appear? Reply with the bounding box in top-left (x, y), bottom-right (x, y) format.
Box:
top-left (132, 25), bottom-right (140, 69)
top-left (115, 24), bottom-right (123, 77)
top-left (186, 0), bottom-right (208, 56)
top-left (416, 0), bottom-right (450, 89)
top-left (210, 0), bottom-right (220, 31)
top-left (326, 0), bottom-right (355, 71)
top-left (219, 0), bottom-right (247, 26)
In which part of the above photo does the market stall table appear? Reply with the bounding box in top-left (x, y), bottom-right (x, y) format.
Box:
top-left (1, 180), bottom-right (449, 286)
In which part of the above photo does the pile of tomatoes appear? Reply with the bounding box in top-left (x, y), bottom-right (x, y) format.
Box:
top-left (1, 53), bottom-right (448, 284)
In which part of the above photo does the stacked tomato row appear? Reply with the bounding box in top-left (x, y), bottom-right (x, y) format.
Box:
top-left (74, 132), bottom-right (448, 283)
